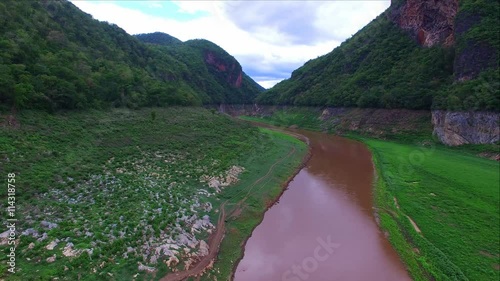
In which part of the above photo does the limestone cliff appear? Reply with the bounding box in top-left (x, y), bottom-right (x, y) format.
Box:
top-left (432, 110), bottom-right (499, 145)
top-left (389, 0), bottom-right (458, 47)
top-left (389, 0), bottom-right (498, 81)
top-left (218, 105), bottom-right (499, 146)
top-left (203, 50), bottom-right (243, 88)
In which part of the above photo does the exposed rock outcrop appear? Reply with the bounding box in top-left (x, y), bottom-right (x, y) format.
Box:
top-left (432, 110), bottom-right (499, 145)
top-left (204, 50), bottom-right (243, 88)
top-left (389, 0), bottom-right (458, 47)
top-left (216, 105), bottom-right (499, 146)
top-left (216, 105), bottom-right (433, 138)
top-left (388, 0), bottom-right (498, 81)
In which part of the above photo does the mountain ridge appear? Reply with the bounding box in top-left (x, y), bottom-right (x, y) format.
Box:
top-left (257, 0), bottom-right (499, 112)
top-left (0, 0), bottom-right (262, 111)
top-left (135, 34), bottom-right (264, 104)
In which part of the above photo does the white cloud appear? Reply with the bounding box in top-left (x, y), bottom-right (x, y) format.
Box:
top-left (70, 1), bottom-right (390, 88)
top-left (257, 79), bottom-right (286, 90)
top-left (172, 1), bottom-right (221, 14)
top-left (146, 2), bottom-right (163, 9)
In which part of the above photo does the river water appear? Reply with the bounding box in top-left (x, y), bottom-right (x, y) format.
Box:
top-left (234, 129), bottom-right (411, 281)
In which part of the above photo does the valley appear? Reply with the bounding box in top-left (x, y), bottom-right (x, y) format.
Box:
top-left (239, 115), bottom-right (499, 281)
top-left (0, 0), bottom-right (498, 280)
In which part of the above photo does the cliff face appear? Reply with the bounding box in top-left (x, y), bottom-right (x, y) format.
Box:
top-left (389, 0), bottom-right (458, 47)
top-left (204, 50), bottom-right (243, 88)
top-left (217, 105), bottom-right (433, 138)
top-left (389, 0), bottom-right (498, 81)
top-left (256, 0), bottom-right (498, 111)
top-left (135, 36), bottom-right (263, 104)
top-left (432, 111), bottom-right (500, 145)
top-left (218, 105), bottom-right (499, 146)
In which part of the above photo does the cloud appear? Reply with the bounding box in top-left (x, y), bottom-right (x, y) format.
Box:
top-left (70, 1), bottom-right (390, 88)
top-left (146, 2), bottom-right (163, 9)
top-left (222, 2), bottom-right (322, 45)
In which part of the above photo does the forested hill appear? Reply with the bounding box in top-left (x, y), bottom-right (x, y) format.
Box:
top-left (0, 1), bottom-right (263, 112)
top-left (257, 0), bottom-right (499, 111)
top-left (135, 33), bottom-right (265, 104)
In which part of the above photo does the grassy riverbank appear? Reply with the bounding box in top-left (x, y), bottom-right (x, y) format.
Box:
top-left (0, 108), bottom-right (306, 280)
top-left (208, 129), bottom-right (307, 280)
top-left (365, 139), bottom-right (499, 281)
top-left (238, 115), bottom-right (499, 281)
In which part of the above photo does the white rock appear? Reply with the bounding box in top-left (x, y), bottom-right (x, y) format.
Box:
top-left (46, 254), bottom-right (56, 263)
top-left (198, 240), bottom-right (209, 257)
top-left (62, 242), bottom-right (81, 257)
top-left (46, 240), bottom-right (59, 250)
top-left (0, 230), bottom-right (10, 245)
top-left (138, 262), bottom-right (156, 273)
top-left (166, 256), bottom-right (179, 268)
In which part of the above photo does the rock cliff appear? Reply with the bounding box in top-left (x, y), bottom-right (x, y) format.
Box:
top-left (218, 105), bottom-right (499, 146)
top-left (389, 0), bottom-right (458, 47)
top-left (432, 110), bottom-right (499, 145)
top-left (389, 0), bottom-right (498, 81)
top-left (204, 50), bottom-right (243, 88)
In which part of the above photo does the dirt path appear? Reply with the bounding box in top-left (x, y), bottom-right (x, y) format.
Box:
top-left (160, 205), bottom-right (226, 281)
top-left (160, 128), bottom-right (306, 281)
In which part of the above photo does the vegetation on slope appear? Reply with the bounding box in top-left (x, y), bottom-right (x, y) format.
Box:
top-left (257, 0), bottom-right (499, 111)
top-left (136, 34), bottom-right (264, 104)
top-left (0, 108), bottom-right (306, 280)
top-left (0, 1), bottom-right (262, 111)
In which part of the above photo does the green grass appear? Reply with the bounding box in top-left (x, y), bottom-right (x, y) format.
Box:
top-left (0, 108), bottom-right (306, 280)
top-left (240, 112), bottom-right (499, 280)
top-left (208, 129), bottom-right (307, 280)
top-left (364, 138), bottom-right (499, 281)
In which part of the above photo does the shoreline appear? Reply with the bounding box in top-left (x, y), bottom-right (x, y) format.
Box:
top-left (159, 124), bottom-right (311, 281)
top-left (228, 126), bottom-right (312, 281)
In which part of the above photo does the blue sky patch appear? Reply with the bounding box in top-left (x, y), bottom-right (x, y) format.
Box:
top-left (104, 1), bottom-right (208, 21)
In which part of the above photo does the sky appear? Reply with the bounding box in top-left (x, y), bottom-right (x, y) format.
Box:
top-left (70, 1), bottom-right (391, 89)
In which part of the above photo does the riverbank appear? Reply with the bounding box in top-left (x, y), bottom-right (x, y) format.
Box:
top-left (234, 107), bottom-right (499, 153)
top-left (238, 116), bottom-right (499, 281)
top-left (364, 138), bottom-right (499, 281)
top-left (233, 126), bottom-right (412, 281)
top-left (0, 108), bottom-right (307, 280)
top-left (209, 129), bottom-right (308, 280)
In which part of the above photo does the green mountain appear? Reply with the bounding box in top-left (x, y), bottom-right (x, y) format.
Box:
top-left (135, 32), bottom-right (182, 46)
top-left (135, 33), bottom-right (265, 104)
top-left (0, 0), bottom-right (262, 111)
top-left (257, 0), bottom-right (499, 111)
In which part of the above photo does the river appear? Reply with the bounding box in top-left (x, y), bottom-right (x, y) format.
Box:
top-left (234, 128), bottom-right (411, 281)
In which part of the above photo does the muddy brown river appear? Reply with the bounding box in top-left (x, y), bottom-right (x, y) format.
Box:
top-left (234, 129), bottom-right (411, 281)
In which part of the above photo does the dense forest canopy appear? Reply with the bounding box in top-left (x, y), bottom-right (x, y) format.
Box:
top-left (257, 0), bottom-right (499, 111)
top-left (135, 34), bottom-right (264, 105)
top-left (0, 0), bottom-right (262, 112)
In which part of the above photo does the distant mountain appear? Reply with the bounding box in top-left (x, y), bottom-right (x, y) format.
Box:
top-left (0, 0), bottom-right (263, 111)
top-left (257, 0), bottom-right (499, 111)
top-left (135, 34), bottom-right (265, 104)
